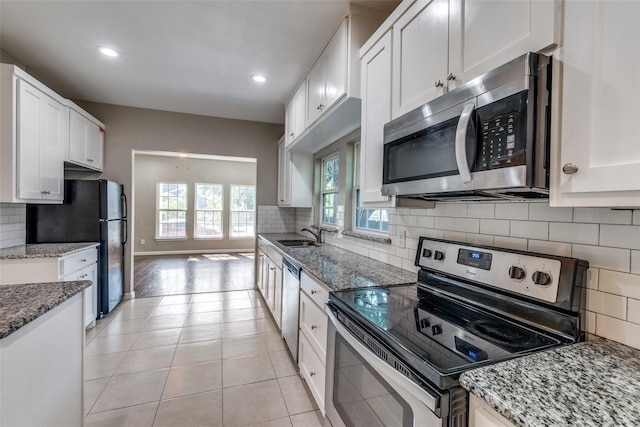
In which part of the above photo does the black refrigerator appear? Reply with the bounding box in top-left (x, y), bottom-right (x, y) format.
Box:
top-left (26, 179), bottom-right (127, 317)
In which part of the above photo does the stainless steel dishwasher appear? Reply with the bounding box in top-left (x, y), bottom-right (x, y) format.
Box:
top-left (282, 258), bottom-right (301, 363)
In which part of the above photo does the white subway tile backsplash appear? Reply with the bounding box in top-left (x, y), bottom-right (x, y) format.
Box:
top-left (492, 236), bottom-right (528, 251)
top-left (584, 310), bottom-right (597, 335)
top-left (495, 202), bottom-right (529, 220)
top-left (632, 251), bottom-right (640, 275)
top-left (529, 204), bottom-right (573, 222)
top-left (425, 204), bottom-right (446, 217)
top-left (633, 210), bottom-right (640, 225)
top-left (480, 219), bottom-right (510, 236)
top-left (510, 220), bottom-right (548, 240)
top-left (586, 289), bottom-right (627, 320)
top-left (467, 203), bottom-right (495, 219)
top-left (0, 203), bottom-right (26, 249)
top-left (596, 314), bottom-right (640, 350)
top-left (574, 207), bottom-right (633, 225)
top-left (434, 217), bottom-right (455, 231)
top-left (444, 203), bottom-right (468, 218)
top-left (549, 222), bottom-right (599, 245)
top-left (627, 299), bottom-right (640, 325)
top-left (599, 269), bottom-right (640, 300)
top-left (586, 268), bottom-right (599, 290)
top-left (527, 239), bottom-right (572, 257)
top-left (600, 225), bottom-right (640, 250)
top-left (416, 216), bottom-right (435, 228)
top-left (454, 218), bottom-right (479, 233)
top-left (443, 231), bottom-right (466, 242)
top-left (572, 245), bottom-right (630, 273)
top-left (466, 233), bottom-right (494, 246)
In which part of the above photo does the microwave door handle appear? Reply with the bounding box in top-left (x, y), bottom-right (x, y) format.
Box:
top-left (455, 103), bottom-right (475, 183)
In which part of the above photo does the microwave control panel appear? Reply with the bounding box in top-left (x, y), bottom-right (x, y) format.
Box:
top-left (476, 91), bottom-right (528, 171)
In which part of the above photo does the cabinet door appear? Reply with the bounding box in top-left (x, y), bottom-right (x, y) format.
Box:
top-left (292, 83), bottom-right (306, 142)
top-left (307, 58), bottom-right (325, 126)
top-left (360, 31), bottom-right (395, 206)
top-left (277, 139), bottom-right (291, 206)
top-left (273, 265), bottom-right (283, 329)
top-left (284, 99), bottom-right (296, 145)
top-left (324, 18), bottom-right (348, 111)
top-left (469, 395), bottom-right (517, 427)
top-left (392, 0), bottom-right (449, 117)
top-left (448, 0), bottom-right (557, 90)
top-left (41, 95), bottom-right (66, 200)
top-left (552, 0), bottom-right (640, 207)
top-left (68, 109), bottom-right (87, 165)
top-left (86, 123), bottom-right (104, 171)
top-left (17, 79), bottom-right (44, 200)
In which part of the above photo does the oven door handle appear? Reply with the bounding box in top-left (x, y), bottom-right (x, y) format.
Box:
top-left (455, 103), bottom-right (475, 184)
top-left (326, 307), bottom-right (442, 414)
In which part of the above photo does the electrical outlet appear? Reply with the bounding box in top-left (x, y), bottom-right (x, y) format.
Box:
top-left (140, 239), bottom-right (145, 245)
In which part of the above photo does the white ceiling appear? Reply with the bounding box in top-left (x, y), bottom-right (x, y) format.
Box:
top-left (0, 1), bottom-right (397, 124)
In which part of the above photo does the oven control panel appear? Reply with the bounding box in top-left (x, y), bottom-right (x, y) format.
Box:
top-left (415, 238), bottom-right (562, 304)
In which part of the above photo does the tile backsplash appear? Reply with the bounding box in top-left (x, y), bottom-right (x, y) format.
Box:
top-left (256, 205), bottom-right (297, 233)
top-left (313, 201), bottom-right (640, 350)
top-left (0, 203), bottom-right (26, 249)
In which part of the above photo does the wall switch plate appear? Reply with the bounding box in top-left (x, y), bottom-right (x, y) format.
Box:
top-left (140, 239), bottom-right (145, 245)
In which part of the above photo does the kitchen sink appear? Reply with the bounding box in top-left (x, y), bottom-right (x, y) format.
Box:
top-left (277, 239), bottom-right (318, 247)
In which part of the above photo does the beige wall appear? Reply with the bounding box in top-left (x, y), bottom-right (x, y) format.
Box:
top-left (75, 101), bottom-right (283, 295)
top-left (134, 153), bottom-right (256, 254)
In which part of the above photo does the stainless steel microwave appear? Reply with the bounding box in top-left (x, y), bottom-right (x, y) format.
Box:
top-left (381, 52), bottom-right (552, 201)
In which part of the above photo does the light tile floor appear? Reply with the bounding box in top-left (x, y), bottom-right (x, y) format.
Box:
top-left (84, 290), bottom-right (323, 427)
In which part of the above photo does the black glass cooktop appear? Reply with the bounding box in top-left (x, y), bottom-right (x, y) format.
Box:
top-left (330, 283), bottom-right (560, 379)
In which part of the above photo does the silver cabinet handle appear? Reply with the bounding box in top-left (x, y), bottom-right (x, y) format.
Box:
top-left (562, 163), bottom-right (579, 175)
top-left (309, 371), bottom-right (316, 377)
top-left (447, 73), bottom-right (456, 81)
top-left (81, 259), bottom-right (87, 262)
top-left (455, 103), bottom-right (476, 184)
top-left (317, 104), bottom-right (324, 111)
top-left (87, 158), bottom-right (94, 162)
top-left (311, 290), bottom-right (318, 295)
top-left (434, 80), bottom-right (444, 88)
top-left (311, 325), bottom-right (317, 330)
top-left (289, 133), bottom-right (295, 138)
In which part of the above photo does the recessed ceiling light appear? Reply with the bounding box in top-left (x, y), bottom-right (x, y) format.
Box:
top-left (251, 74), bottom-right (267, 83)
top-left (98, 47), bottom-right (119, 58)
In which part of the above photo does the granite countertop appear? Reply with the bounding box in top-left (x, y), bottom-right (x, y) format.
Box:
top-left (259, 233), bottom-right (416, 291)
top-left (460, 338), bottom-right (640, 427)
top-left (0, 281), bottom-right (92, 339)
top-left (0, 242), bottom-right (99, 259)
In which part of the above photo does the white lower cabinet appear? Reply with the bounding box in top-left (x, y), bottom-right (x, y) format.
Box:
top-left (0, 292), bottom-right (84, 427)
top-left (0, 246), bottom-right (99, 329)
top-left (298, 271), bottom-right (330, 415)
top-left (256, 239), bottom-right (284, 330)
top-left (469, 394), bottom-right (517, 427)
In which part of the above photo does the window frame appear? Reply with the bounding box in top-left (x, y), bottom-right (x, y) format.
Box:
top-left (229, 184), bottom-right (256, 239)
top-left (194, 183), bottom-right (224, 239)
top-left (321, 153), bottom-right (340, 226)
top-left (156, 182), bottom-right (188, 240)
top-left (353, 144), bottom-right (389, 235)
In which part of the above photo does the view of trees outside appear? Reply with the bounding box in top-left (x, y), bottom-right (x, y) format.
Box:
top-left (230, 185), bottom-right (255, 237)
top-left (158, 183), bottom-right (187, 237)
top-left (195, 183), bottom-right (223, 237)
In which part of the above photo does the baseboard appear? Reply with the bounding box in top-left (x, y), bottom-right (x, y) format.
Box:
top-left (134, 248), bottom-right (255, 256)
top-left (124, 292), bottom-right (135, 300)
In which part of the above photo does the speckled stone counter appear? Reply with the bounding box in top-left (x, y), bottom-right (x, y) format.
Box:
top-left (460, 338), bottom-right (640, 427)
top-left (259, 233), bottom-right (416, 290)
top-left (0, 281), bottom-right (91, 339)
top-left (0, 242), bottom-right (99, 259)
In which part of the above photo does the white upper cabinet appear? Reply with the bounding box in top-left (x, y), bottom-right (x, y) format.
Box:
top-left (392, 0), bottom-right (558, 117)
top-left (286, 5), bottom-right (387, 153)
top-left (360, 30), bottom-right (395, 206)
top-left (67, 102), bottom-right (104, 172)
top-left (0, 64), bottom-right (67, 203)
top-left (285, 83), bottom-right (306, 146)
top-left (392, 0), bottom-right (449, 117)
top-left (277, 137), bottom-right (313, 208)
top-left (551, 0), bottom-right (640, 207)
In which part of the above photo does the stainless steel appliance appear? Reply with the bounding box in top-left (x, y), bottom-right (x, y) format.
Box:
top-left (282, 257), bottom-right (301, 362)
top-left (325, 237), bottom-right (588, 427)
top-left (26, 179), bottom-right (127, 316)
top-left (382, 52), bottom-right (552, 201)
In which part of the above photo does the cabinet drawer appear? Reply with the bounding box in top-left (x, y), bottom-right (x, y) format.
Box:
top-left (60, 248), bottom-right (97, 276)
top-left (299, 291), bottom-right (328, 359)
top-left (298, 331), bottom-right (326, 414)
top-left (301, 272), bottom-right (330, 308)
top-left (257, 237), bottom-right (268, 251)
top-left (266, 246), bottom-right (283, 266)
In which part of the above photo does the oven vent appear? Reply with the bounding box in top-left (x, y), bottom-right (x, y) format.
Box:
top-left (449, 387), bottom-right (469, 427)
top-left (394, 360), bottom-right (411, 377)
top-left (366, 337), bottom-right (389, 362)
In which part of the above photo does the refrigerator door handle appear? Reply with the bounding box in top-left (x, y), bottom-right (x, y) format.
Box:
top-left (122, 219), bottom-right (128, 245)
top-left (121, 193), bottom-right (128, 219)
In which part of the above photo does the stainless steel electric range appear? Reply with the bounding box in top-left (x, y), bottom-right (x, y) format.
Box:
top-left (325, 237), bottom-right (589, 427)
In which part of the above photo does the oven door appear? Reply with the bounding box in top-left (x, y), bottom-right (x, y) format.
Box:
top-left (325, 307), bottom-right (445, 427)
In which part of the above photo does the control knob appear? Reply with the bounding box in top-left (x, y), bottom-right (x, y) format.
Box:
top-left (532, 271), bottom-right (552, 286)
top-left (432, 325), bottom-right (443, 336)
top-left (422, 249), bottom-right (433, 258)
top-left (433, 251), bottom-right (445, 261)
top-left (419, 318), bottom-right (430, 329)
top-left (508, 266), bottom-right (526, 280)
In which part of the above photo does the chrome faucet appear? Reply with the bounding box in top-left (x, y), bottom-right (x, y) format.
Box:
top-left (300, 225), bottom-right (322, 244)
